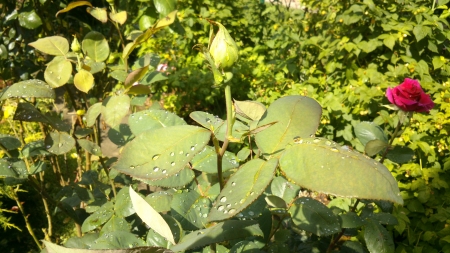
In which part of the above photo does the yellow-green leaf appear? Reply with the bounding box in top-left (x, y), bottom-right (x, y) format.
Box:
top-left (87, 7), bottom-right (108, 23)
top-left (82, 31), bottom-right (110, 62)
top-left (55, 1), bottom-right (93, 17)
top-left (110, 11), bottom-right (127, 25)
top-left (129, 186), bottom-right (176, 245)
top-left (29, 36), bottom-right (69, 56)
top-left (44, 56), bottom-right (72, 88)
top-left (74, 69), bottom-right (94, 93)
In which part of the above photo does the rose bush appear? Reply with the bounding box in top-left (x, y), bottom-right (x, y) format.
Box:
top-left (386, 78), bottom-right (435, 113)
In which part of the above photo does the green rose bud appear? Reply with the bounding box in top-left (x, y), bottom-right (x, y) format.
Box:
top-left (209, 22), bottom-right (239, 69)
top-left (71, 35), bottom-right (81, 52)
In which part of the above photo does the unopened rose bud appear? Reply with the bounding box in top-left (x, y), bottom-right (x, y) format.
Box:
top-left (209, 22), bottom-right (239, 69)
top-left (71, 35), bottom-right (81, 52)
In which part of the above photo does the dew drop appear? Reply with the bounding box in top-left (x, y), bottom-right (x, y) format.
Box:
top-left (228, 208), bottom-right (236, 214)
top-left (226, 204), bottom-right (231, 208)
top-left (218, 205), bottom-right (224, 211)
top-left (293, 136), bottom-right (303, 144)
top-left (220, 196), bottom-right (227, 202)
top-left (185, 153), bottom-right (190, 157)
top-left (248, 211), bottom-right (255, 216)
top-left (171, 162), bottom-right (175, 166)
top-left (239, 199), bottom-right (245, 204)
top-left (58, 143), bottom-right (63, 147)
top-left (190, 146), bottom-right (195, 151)
top-left (130, 165), bottom-right (135, 169)
top-left (202, 213), bottom-right (207, 218)
top-left (170, 152), bottom-right (175, 156)
top-left (250, 191), bottom-right (254, 195)
top-left (153, 167), bottom-right (159, 172)
top-left (152, 154), bottom-right (160, 160)
top-left (330, 147), bottom-right (339, 152)
top-left (162, 169), bottom-right (167, 174)
top-left (231, 182), bottom-right (236, 186)
top-left (179, 150), bottom-right (184, 155)
top-left (325, 140), bottom-right (332, 146)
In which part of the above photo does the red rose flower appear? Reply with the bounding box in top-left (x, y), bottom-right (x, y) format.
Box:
top-left (386, 78), bottom-right (434, 113)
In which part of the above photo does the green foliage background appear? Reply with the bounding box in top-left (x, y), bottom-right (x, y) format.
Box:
top-left (1, 0), bottom-right (450, 252)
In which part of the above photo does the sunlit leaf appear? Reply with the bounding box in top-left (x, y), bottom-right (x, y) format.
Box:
top-left (29, 36), bottom-right (69, 56)
top-left (56, 1), bottom-right (93, 17)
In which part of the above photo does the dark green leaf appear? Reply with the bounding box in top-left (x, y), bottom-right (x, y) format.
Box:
top-left (139, 167), bottom-right (194, 188)
top-left (81, 201), bottom-right (114, 233)
top-left (45, 131), bottom-right (76, 155)
top-left (364, 219), bottom-right (395, 253)
top-left (18, 11), bottom-right (42, 29)
top-left (114, 187), bottom-right (135, 217)
top-left (0, 134), bottom-right (21, 150)
top-left (92, 231), bottom-right (145, 249)
top-left (0, 158), bottom-right (28, 178)
top-left (289, 197), bottom-right (341, 236)
top-left (170, 220), bottom-right (263, 252)
top-left (77, 139), bottom-right (102, 156)
top-left (82, 31), bottom-right (110, 62)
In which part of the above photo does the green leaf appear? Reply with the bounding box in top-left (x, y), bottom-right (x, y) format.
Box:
top-left (386, 146), bottom-right (415, 164)
top-left (0, 158), bottom-right (27, 178)
top-left (0, 134), bottom-right (21, 150)
top-left (0, 79), bottom-right (54, 100)
top-left (100, 216), bottom-right (130, 235)
top-left (77, 139), bottom-right (102, 156)
top-left (170, 220), bottom-right (263, 252)
top-left (208, 158), bottom-right (278, 222)
top-left (129, 109), bottom-right (186, 135)
top-left (110, 70), bottom-right (128, 82)
top-left (229, 240), bottom-right (265, 253)
top-left (190, 111), bottom-right (225, 132)
top-left (45, 240), bottom-right (171, 252)
top-left (22, 140), bottom-right (50, 157)
top-left (82, 31), bottom-right (110, 62)
top-left (56, 1), bottom-right (93, 17)
top-left (107, 124), bottom-right (134, 146)
top-left (265, 195), bottom-right (287, 208)
top-left (234, 100), bottom-right (266, 121)
top-left (289, 197), bottom-right (341, 236)
top-left (383, 34), bottom-right (396, 50)
top-left (140, 71), bottom-right (168, 85)
top-left (365, 139), bottom-right (389, 156)
top-left (114, 187), bottom-right (135, 217)
top-left (64, 233), bottom-right (99, 249)
top-left (146, 215), bottom-right (182, 247)
top-left (85, 102), bottom-right (102, 127)
top-left (255, 96), bottom-right (322, 157)
top-left (102, 94), bottom-right (130, 127)
top-left (139, 167), bottom-right (194, 188)
top-left (129, 186), bottom-right (176, 245)
top-left (44, 56), bottom-right (72, 88)
top-left (413, 25), bottom-right (431, 42)
top-left (340, 241), bottom-right (367, 253)
top-left (87, 7), bottom-right (108, 23)
top-left (81, 201), bottom-right (114, 233)
top-left (145, 191), bottom-right (174, 213)
top-left (74, 69), bottom-right (95, 93)
top-left (154, 0), bottom-right (177, 17)
top-left (12, 103), bottom-right (69, 131)
top-left (270, 176), bottom-right (300, 204)
top-left (432, 56), bottom-right (446, 70)
top-left (124, 66), bottom-right (149, 88)
top-left (18, 11), bottom-right (42, 29)
top-left (113, 125), bottom-right (210, 180)
top-left (354, 121), bottom-right (388, 146)
top-left (364, 219), bottom-right (395, 253)
top-left (74, 128), bottom-right (94, 138)
top-left (92, 231), bottom-right (145, 249)
top-left (171, 190), bottom-right (211, 230)
top-left (279, 137), bottom-right (403, 204)
top-left (29, 36), bottom-right (69, 56)
top-left (190, 146), bottom-right (238, 174)
top-left (340, 212), bottom-right (364, 228)
top-left (45, 131), bottom-right (76, 155)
